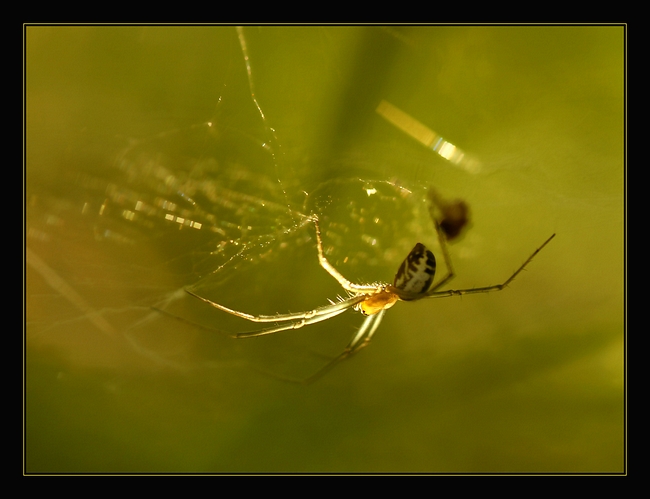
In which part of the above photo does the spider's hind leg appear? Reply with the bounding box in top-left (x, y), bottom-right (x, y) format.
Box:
top-left (426, 188), bottom-right (471, 292)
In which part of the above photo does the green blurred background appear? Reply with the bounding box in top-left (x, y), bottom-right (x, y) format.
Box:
top-left (26, 25), bottom-right (624, 473)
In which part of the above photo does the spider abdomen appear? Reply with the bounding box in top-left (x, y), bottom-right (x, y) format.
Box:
top-left (393, 243), bottom-right (436, 297)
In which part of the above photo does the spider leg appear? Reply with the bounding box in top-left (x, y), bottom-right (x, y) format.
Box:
top-left (302, 308), bottom-right (387, 384)
top-left (185, 288), bottom-right (365, 324)
top-left (426, 194), bottom-right (457, 292)
top-left (312, 216), bottom-right (383, 294)
top-left (235, 295), bottom-right (367, 338)
top-left (424, 233), bottom-right (556, 299)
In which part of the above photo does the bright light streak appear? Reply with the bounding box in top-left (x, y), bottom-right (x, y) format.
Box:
top-left (376, 100), bottom-right (481, 173)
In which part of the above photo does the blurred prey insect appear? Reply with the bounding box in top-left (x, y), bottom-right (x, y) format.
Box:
top-left (186, 190), bottom-right (555, 383)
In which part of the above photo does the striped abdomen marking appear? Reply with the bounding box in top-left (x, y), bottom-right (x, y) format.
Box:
top-left (393, 243), bottom-right (436, 296)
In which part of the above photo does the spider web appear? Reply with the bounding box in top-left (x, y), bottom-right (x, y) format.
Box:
top-left (26, 27), bottom-right (468, 376)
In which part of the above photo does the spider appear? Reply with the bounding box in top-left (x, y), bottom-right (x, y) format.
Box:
top-left (186, 200), bottom-right (555, 383)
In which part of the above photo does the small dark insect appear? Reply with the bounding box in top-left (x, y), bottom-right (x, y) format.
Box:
top-left (428, 188), bottom-right (470, 240)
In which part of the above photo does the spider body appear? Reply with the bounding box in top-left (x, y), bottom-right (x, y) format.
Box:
top-left (356, 287), bottom-right (399, 316)
top-left (186, 197), bottom-right (555, 383)
top-left (356, 242), bottom-right (436, 315)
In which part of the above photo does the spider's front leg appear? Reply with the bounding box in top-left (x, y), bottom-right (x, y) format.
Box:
top-left (311, 216), bottom-right (385, 295)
